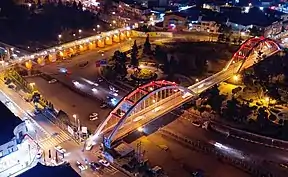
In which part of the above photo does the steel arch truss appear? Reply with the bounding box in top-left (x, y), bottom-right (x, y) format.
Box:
top-left (224, 36), bottom-right (280, 72)
top-left (93, 80), bottom-right (195, 145)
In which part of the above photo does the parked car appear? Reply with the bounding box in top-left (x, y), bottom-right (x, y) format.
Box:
top-left (90, 162), bottom-right (101, 170)
top-left (99, 159), bottom-right (110, 167)
top-left (76, 161), bottom-right (87, 171)
top-left (48, 79), bottom-right (57, 84)
top-left (100, 104), bottom-right (108, 109)
top-left (89, 113), bottom-right (98, 121)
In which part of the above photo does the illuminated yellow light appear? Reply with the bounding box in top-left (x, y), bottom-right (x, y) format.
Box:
top-left (137, 127), bottom-right (144, 132)
top-left (233, 75), bottom-right (239, 81)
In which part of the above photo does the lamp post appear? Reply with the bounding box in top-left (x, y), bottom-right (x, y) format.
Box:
top-left (29, 82), bottom-right (35, 92)
top-left (195, 78), bottom-right (199, 94)
top-left (73, 114), bottom-right (77, 127)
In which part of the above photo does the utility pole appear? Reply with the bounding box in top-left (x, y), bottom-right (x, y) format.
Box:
top-left (136, 141), bottom-right (145, 163)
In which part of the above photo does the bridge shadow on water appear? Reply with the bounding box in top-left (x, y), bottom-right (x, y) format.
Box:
top-left (114, 108), bottom-right (184, 145)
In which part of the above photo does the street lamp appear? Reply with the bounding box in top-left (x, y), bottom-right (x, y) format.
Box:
top-left (97, 25), bottom-right (100, 28)
top-left (137, 127), bottom-right (144, 132)
top-left (58, 34), bottom-right (62, 39)
top-left (113, 20), bottom-right (116, 24)
top-left (195, 78), bottom-right (199, 82)
top-left (29, 82), bottom-right (35, 90)
top-left (78, 29), bottom-right (82, 33)
top-left (73, 33), bottom-right (76, 37)
top-left (73, 114), bottom-right (77, 126)
top-left (233, 74), bottom-right (239, 82)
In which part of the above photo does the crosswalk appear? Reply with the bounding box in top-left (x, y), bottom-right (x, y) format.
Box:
top-left (37, 130), bottom-right (71, 150)
top-left (88, 165), bottom-right (118, 176)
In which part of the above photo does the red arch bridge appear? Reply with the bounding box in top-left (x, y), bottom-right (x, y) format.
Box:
top-left (88, 36), bottom-right (281, 149)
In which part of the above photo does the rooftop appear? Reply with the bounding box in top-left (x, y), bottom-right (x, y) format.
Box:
top-left (165, 8), bottom-right (227, 23)
top-left (0, 102), bottom-right (22, 145)
top-left (19, 163), bottom-right (80, 177)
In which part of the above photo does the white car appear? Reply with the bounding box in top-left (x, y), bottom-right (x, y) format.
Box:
top-left (109, 85), bottom-right (118, 93)
top-left (109, 91), bottom-right (118, 96)
top-left (92, 88), bottom-right (98, 92)
top-left (97, 78), bottom-right (104, 82)
top-left (76, 161), bottom-right (88, 171)
top-left (54, 145), bottom-right (66, 154)
top-left (100, 104), bottom-right (107, 109)
top-left (36, 149), bottom-right (43, 159)
top-left (99, 159), bottom-right (110, 167)
top-left (48, 79), bottom-right (57, 84)
top-left (72, 80), bottom-right (80, 86)
top-left (89, 113), bottom-right (98, 120)
top-left (85, 144), bottom-right (93, 151)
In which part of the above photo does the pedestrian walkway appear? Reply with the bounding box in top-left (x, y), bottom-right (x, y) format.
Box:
top-left (38, 130), bottom-right (71, 150)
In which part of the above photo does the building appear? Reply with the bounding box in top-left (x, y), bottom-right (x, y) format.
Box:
top-left (163, 8), bottom-right (223, 33)
top-left (117, 0), bottom-right (150, 16)
top-left (19, 163), bottom-right (80, 177)
top-left (0, 102), bottom-right (38, 177)
top-left (163, 12), bottom-right (187, 31)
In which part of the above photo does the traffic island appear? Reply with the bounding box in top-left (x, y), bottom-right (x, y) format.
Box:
top-left (130, 68), bottom-right (157, 83)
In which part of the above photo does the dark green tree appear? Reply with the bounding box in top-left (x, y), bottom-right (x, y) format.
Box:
top-left (77, 1), bottom-right (83, 10)
top-left (72, 0), bottom-right (77, 9)
top-left (130, 40), bottom-right (139, 67)
top-left (111, 50), bottom-right (127, 77)
top-left (143, 35), bottom-right (151, 54)
top-left (249, 26), bottom-right (262, 37)
top-left (57, 0), bottom-right (63, 7)
top-left (219, 24), bottom-right (232, 40)
top-left (37, 0), bottom-right (42, 7)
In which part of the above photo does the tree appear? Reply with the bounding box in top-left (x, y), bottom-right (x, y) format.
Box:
top-left (223, 97), bottom-right (240, 120)
top-left (143, 35), bottom-right (151, 55)
top-left (219, 24), bottom-right (232, 39)
top-left (103, 0), bottom-right (113, 12)
top-left (131, 40), bottom-right (139, 67)
top-left (37, 0), bottom-right (42, 7)
top-left (72, 0), bottom-right (77, 9)
top-left (249, 26), bottom-right (262, 37)
top-left (77, 1), bottom-right (83, 10)
top-left (57, 0), bottom-right (63, 7)
top-left (111, 50), bottom-right (127, 77)
top-left (257, 107), bottom-right (268, 128)
top-left (206, 86), bottom-right (224, 113)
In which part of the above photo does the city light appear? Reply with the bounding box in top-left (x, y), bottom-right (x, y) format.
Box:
top-left (233, 75), bottom-right (239, 81)
top-left (137, 127), bottom-right (144, 132)
top-left (92, 88), bottom-right (98, 92)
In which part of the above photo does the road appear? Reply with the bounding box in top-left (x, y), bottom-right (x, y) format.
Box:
top-left (130, 130), bottom-right (251, 177)
top-left (0, 79), bottom-right (128, 177)
top-left (160, 111), bottom-right (288, 176)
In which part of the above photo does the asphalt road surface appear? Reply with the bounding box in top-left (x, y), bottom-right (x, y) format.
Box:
top-left (130, 132), bottom-right (251, 177)
top-left (0, 78), bottom-right (128, 177)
